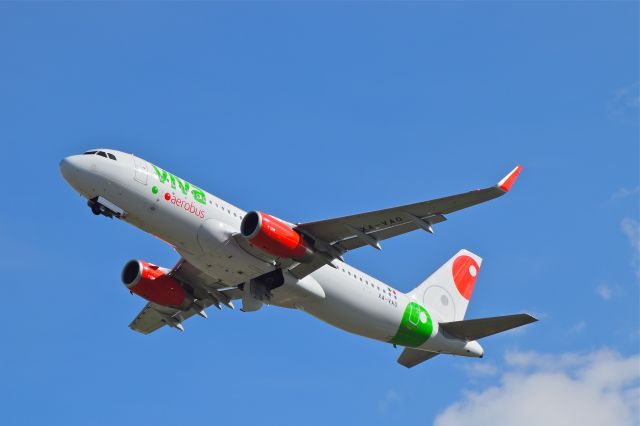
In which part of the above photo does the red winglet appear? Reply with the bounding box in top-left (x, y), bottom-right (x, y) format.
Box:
top-left (497, 165), bottom-right (522, 192)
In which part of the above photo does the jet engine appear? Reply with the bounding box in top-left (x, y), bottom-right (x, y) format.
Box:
top-left (240, 211), bottom-right (314, 263)
top-left (121, 260), bottom-right (194, 310)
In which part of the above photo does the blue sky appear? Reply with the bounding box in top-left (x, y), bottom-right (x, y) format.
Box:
top-left (1, 2), bottom-right (638, 425)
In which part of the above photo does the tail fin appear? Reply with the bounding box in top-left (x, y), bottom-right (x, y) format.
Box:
top-left (408, 249), bottom-right (482, 322)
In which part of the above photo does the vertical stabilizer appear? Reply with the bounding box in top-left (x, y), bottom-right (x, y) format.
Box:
top-left (408, 249), bottom-right (482, 322)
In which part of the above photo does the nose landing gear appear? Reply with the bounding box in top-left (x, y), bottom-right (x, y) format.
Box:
top-left (88, 196), bottom-right (127, 219)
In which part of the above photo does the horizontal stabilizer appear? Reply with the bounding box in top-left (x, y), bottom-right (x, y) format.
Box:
top-left (397, 348), bottom-right (439, 368)
top-left (440, 313), bottom-right (537, 341)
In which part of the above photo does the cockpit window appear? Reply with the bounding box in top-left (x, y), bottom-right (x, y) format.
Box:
top-left (82, 150), bottom-right (116, 160)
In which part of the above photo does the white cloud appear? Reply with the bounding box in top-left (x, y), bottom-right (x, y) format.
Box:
top-left (622, 218), bottom-right (640, 250)
top-left (378, 388), bottom-right (402, 413)
top-left (435, 349), bottom-right (640, 426)
top-left (568, 321), bottom-right (586, 334)
top-left (464, 362), bottom-right (498, 377)
top-left (608, 81), bottom-right (640, 117)
top-left (621, 217), bottom-right (640, 280)
top-left (614, 82), bottom-right (640, 107)
top-left (611, 186), bottom-right (640, 201)
top-left (597, 284), bottom-right (612, 301)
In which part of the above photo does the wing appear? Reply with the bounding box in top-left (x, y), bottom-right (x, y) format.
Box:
top-left (129, 304), bottom-right (165, 334)
top-left (170, 258), bottom-right (244, 302)
top-left (289, 166), bottom-right (522, 279)
top-left (128, 259), bottom-right (241, 334)
top-left (129, 302), bottom-right (192, 334)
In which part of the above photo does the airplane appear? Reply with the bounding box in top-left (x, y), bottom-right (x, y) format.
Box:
top-left (59, 149), bottom-right (536, 368)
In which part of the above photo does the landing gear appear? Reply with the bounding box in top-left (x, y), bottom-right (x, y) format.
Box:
top-left (240, 269), bottom-right (285, 312)
top-left (87, 196), bottom-right (127, 219)
top-left (250, 268), bottom-right (285, 301)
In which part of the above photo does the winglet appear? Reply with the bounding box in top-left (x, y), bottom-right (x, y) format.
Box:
top-left (497, 165), bottom-right (522, 192)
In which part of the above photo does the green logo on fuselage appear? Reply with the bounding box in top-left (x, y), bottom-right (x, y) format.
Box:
top-left (390, 301), bottom-right (433, 347)
top-left (151, 164), bottom-right (206, 205)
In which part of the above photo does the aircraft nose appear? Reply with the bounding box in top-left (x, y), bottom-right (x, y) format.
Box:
top-left (60, 156), bottom-right (76, 180)
top-left (59, 155), bottom-right (86, 185)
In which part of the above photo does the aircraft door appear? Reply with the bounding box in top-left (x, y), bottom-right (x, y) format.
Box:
top-left (132, 155), bottom-right (148, 185)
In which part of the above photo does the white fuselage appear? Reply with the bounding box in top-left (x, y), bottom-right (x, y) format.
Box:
top-left (60, 149), bottom-right (482, 357)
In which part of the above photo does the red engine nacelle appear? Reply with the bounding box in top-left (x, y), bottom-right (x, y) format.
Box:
top-left (240, 211), bottom-right (314, 262)
top-left (121, 260), bottom-right (193, 310)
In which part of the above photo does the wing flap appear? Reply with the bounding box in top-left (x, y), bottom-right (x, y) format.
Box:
top-left (129, 303), bottom-right (170, 334)
top-left (171, 259), bottom-right (242, 304)
top-left (334, 213), bottom-right (447, 251)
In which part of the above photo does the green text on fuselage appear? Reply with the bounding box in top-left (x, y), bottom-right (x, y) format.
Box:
top-left (152, 164), bottom-right (206, 205)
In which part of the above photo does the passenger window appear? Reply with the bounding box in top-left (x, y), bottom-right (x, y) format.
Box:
top-left (97, 151), bottom-right (107, 158)
top-left (107, 153), bottom-right (116, 160)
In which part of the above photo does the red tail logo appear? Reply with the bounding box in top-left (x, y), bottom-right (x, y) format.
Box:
top-left (452, 255), bottom-right (480, 300)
